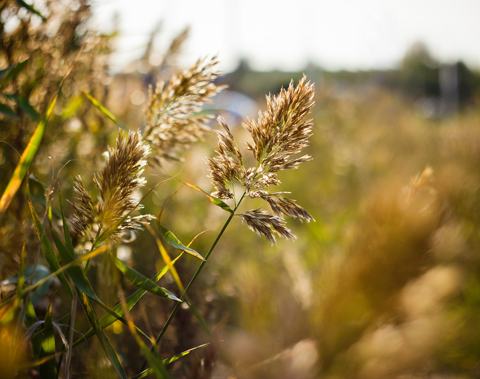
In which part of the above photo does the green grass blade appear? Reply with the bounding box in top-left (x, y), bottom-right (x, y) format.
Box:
top-left (158, 224), bottom-right (205, 261)
top-left (110, 253), bottom-right (181, 302)
top-left (77, 292), bottom-right (127, 379)
top-left (39, 299), bottom-right (57, 379)
top-left (14, 0), bottom-right (46, 20)
top-left (50, 227), bottom-right (150, 341)
top-left (25, 299), bottom-right (42, 358)
top-left (58, 188), bottom-right (74, 254)
top-left (132, 344), bottom-right (209, 379)
top-left (0, 59), bottom-right (28, 83)
top-left (28, 197), bottom-right (73, 298)
top-left (80, 89), bottom-right (129, 131)
top-left (73, 254), bottom-right (182, 348)
top-left (0, 103), bottom-right (19, 118)
top-left (0, 95), bottom-right (57, 214)
top-left (180, 181), bottom-right (234, 213)
top-left (4, 94), bottom-right (40, 121)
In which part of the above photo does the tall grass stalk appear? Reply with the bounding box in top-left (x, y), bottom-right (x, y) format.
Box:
top-left (139, 191), bottom-right (246, 373)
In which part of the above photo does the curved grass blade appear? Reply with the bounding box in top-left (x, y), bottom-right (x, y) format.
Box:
top-left (25, 299), bottom-right (42, 358)
top-left (14, 0), bottom-right (46, 20)
top-left (0, 59), bottom-right (28, 83)
top-left (110, 253), bottom-right (180, 302)
top-left (132, 344), bottom-right (209, 379)
top-left (57, 186), bottom-right (74, 255)
top-left (50, 232), bottom-right (148, 339)
top-left (0, 103), bottom-right (19, 119)
top-left (147, 224), bottom-right (184, 292)
top-left (158, 224), bottom-right (204, 261)
top-left (119, 290), bottom-right (173, 379)
top-left (39, 298), bottom-right (57, 379)
top-left (0, 95), bottom-right (57, 214)
top-left (80, 89), bottom-right (129, 132)
top-left (73, 254), bottom-right (182, 348)
top-left (28, 196), bottom-right (73, 298)
top-left (4, 94), bottom-right (40, 121)
top-left (179, 181), bottom-right (234, 213)
top-left (78, 292), bottom-right (126, 379)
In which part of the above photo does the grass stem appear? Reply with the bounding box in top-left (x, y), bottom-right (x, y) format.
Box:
top-left (138, 191), bottom-right (246, 373)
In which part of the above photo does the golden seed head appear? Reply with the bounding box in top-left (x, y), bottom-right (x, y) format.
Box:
top-left (144, 57), bottom-right (225, 164)
top-left (70, 130), bottom-right (154, 242)
top-left (207, 76), bottom-right (315, 243)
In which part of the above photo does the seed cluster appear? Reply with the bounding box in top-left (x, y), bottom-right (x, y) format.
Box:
top-left (144, 57), bottom-right (225, 164)
top-left (70, 131), bottom-right (155, 242)
top-left (206, 76), bottom-right (315, 244)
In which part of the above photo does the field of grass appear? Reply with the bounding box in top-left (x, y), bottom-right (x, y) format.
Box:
top-left (2, 2), bottom-right (480, 378)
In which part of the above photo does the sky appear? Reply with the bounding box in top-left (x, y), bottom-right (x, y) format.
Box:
top-left (92, 0), bottom-right (480, 73)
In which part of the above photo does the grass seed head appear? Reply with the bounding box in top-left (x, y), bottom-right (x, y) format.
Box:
top-left (144, 57), bottom-right (225, 164)
top-left (207, 76), bottom-right (315, 243)
top-left (70, 130), bottom-right (154, 242)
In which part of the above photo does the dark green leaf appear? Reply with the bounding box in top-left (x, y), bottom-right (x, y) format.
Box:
top-left (4, 94), bottom-right (40, 121)
top-left (132, 344), bottom-right (209, 379)
top-left (28, 197), bottom-right (73, 298)
top-left (14, 0), bottom-right (46, 20)
top-left (39, 299), bottom-right (57, 379)
top-left (1, 265), bottom-right (53, 306)
top-left (73, 254), bottom-right (182, 348)
top-left (58, 189), bottom-right (75, 255)
top-left (0, 103), bottom-right (19, 119)
top-left (111, 253), bottom-right (180, 302)
top-left (25, 299), bottom-right (42, 359)
top-left (78, 292), bottom-right (126, 379)
top-left (158, 224), bottom-right (205, 261)
top-left (0, 59), bottom-right (28, 83)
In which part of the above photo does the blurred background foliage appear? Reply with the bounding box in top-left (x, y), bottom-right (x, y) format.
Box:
top-left (2, 0), bottom-right (480, 378)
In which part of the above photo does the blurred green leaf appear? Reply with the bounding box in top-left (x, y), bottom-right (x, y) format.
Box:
top-left (0, 59), bottom-right (28, 83)
top-left (28, 196), bottom-right (73, 298)
top-left (78, 292), bottom-right (127, 379)
top-left (58, 188), bottom-right (75, 254)
top-left (1, 265), bottom-right (53, 306)
top-left (14, 0), bottom-right (46, 20)
top-left (25, 299), bottom-right (42, 359)
top-left (110, 253), bottom-right (181, 302)
top-left (61, 95), bottom-right (83, 120)
top-left (80, 89), bottom-right (129, 131)
top-left (73, 254), bottom-right (182, 348)
top-left (132, 344), bottom-right (209, 379)
top-left (158, 224), bottom-right (205, 261)
top-left (51, 231), bottom-right (151, 341)
top-left (39, 299), bottom-right (57, 379)
top-left (0, 95), bottom-right (57, 214)
top-left (4, 94), bottom-right (40, 121)
top-left (0, 103), bottom-right (19, 119)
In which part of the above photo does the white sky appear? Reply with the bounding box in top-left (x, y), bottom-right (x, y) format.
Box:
top-left (92, 0), bottom-right (480, 73)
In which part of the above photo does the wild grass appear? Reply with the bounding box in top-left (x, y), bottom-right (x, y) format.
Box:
top-left (2, 2), bottom-right (480, 379)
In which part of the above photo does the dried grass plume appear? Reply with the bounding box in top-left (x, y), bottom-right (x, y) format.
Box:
top-left (206, 75), bottom-right (315, 243)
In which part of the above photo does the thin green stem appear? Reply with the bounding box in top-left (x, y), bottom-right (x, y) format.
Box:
top-left (138, 191), bottom-right (246, 373)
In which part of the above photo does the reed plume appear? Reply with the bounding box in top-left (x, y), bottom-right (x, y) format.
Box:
top-left (70, 130), bottom-right (154, 242)
top-left (206, 76), bottom-right (315, 243)
top-left (143, 57), bottom-right (224, 163)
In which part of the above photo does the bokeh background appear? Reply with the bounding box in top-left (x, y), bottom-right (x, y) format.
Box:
top-left (2, 0), bottom-right (480, 378)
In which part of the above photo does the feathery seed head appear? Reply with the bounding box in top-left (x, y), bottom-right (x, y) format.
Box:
top-left (206, 76), bottom-right (315, 243)
top-left (70, 130), bottom-right (154, 242)
top-left (144, 57), bottom-right (225, 164)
